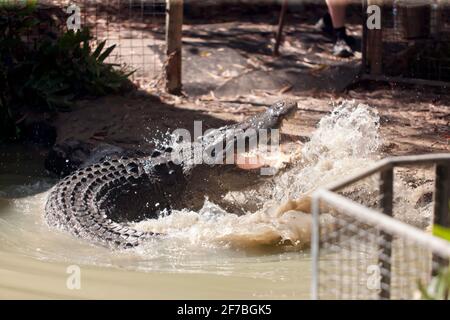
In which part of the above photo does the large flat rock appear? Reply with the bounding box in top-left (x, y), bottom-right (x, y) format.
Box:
top-left (214, 63), bottom-right (361, 98)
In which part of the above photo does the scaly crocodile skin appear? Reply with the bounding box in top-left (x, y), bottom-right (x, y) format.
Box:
top-left (45, 100), bottom-right (297, 248)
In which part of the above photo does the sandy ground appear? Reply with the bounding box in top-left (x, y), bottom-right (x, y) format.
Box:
top-left (50, 7), bottom-right (449, 159)
top-left (53, 84), bottom-right (449, 159)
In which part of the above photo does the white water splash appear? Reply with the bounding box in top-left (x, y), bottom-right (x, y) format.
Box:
top-left (0, 101), bottom-right (434, 276)
top-left (302, 100), bottom-right (381, 163)
top-left (134, 101), bottom-right (393, 249)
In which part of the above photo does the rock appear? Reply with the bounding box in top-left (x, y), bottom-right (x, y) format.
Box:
top-left (213, 64), bottom-right (360, 98)
top-left (182, 46), bottom-right (248, 96)
top-left (214, 70), bottom-right (292, 98)
top-left (17, 110), bottom-right (56, 146)
top-left (45, 138), bottom-right (148, 176)
top-left (21, 121), bottom-right (57, 147)
top-left (45, 139), bottom-right (94, 176)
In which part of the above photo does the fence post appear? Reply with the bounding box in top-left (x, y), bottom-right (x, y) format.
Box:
top-left (273, 0), bottom-right (288, 56)
top-left (432, 164), bottom-right (450, 274)
top-left (366, 0), bottom-right (383, 75)
top-left (361, 0), bottom-right (368, 72)
top-left (379, 167), bottom-right (393, 299)
top-left (165, 0), bottom-right (183, 94)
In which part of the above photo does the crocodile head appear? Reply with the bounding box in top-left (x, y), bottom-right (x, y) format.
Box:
top-left (269, 99), bottom-right (297, 121)
top-left (254, 99), bottom-right (297, 130)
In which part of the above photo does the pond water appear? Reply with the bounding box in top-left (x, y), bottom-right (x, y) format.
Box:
top-left (0, 145), bottom-right (312, 299)
top-left (1, 102), bottom-right (426, 299)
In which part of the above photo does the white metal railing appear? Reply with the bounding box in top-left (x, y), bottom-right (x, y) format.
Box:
top-left (311, 153), bottom-right (450, 300)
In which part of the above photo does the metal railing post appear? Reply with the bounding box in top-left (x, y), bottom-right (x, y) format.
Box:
top-left (310, 154), bottom-right (450, 300)
top-left (432, 164), bottom-right (450, 274)
top-left (379, 167), bottom-right (393, 299)
top-left (311, 192), bottom-right (322, 300)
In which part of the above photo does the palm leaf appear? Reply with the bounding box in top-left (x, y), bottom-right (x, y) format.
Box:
top-left (97, 44), bottom-right (116, 62)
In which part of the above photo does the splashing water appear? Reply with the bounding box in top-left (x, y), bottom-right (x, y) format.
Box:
top-left (271, 101), bottom-right (382, 200)
top-left (134, 101), bottom-right (392, 249)
top-left (0, 100), bottom-right (434, 283)
top-left (302, 100), bottom-right (381, 162)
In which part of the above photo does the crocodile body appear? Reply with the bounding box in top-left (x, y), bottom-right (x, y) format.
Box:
top-left (45, 100), bottom-right (297, 248)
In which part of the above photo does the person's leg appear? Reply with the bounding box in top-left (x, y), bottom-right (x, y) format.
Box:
top-left (314, 11), bottom-right (333, 37)
top-left (326, 0), bottom-right (347, 28)
top-left (326, 0), bottom-right (354, 57)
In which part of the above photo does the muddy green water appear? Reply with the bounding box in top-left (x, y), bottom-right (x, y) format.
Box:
top-left (0, 145), bottom-right (311, 299)
top-left (1, 102), bottom-right (399, 299)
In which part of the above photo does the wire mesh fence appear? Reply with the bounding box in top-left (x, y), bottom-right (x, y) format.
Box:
top-left (80, 0), bottom-right (166, 85)
top-left (363, 0), bottom-right (450, 83)
top-left (5, 0), bottom-right (167, 85)
top-left (312, 154), bottom-right (450, 300)
top-left (314, 199), bottom-right (449, 299)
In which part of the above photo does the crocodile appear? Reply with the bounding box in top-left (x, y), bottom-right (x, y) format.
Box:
top-left (45, 100), bottom-right (297, 248)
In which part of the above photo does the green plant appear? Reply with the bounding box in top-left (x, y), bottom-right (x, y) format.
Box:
top-left (0, 3), bottom-right (133, 141)
top-left (432, 201), bottom-right (450, 242)
top-left (418, 267), bottom-right (450, 300)
top-left (17, 28), bottom-right (133, 110)
top-left (433, 224), bottom-right (450, 242)
top-left (0, 2), bottom-right (38, 139)
top-left (418, 205), bottom-right (450, 300)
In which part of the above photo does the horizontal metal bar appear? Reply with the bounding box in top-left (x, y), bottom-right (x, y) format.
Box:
top-left (314, 189), bottom-right (450, 257)
top-left (327, 154), bottom-right (450, 192)
top-left (389, 153), bottom-right (450, 166)
top-left (326, 160), bottom-right (392, 191)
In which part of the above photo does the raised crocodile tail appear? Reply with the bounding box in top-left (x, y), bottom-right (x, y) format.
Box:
top-left (45, 156), bottom-right (186, 248)
top-left (44, 100), bottom-right (296, 248)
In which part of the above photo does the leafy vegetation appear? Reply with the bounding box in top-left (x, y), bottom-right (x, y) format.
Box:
top-left (419, 267), bottom-right (450, 300)
top-left (433, 224), bottom-right (450, 242)
top-left (418, 202), bottom-right (450, 300)
top-left (0, 3), bottom-right (133, 140)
